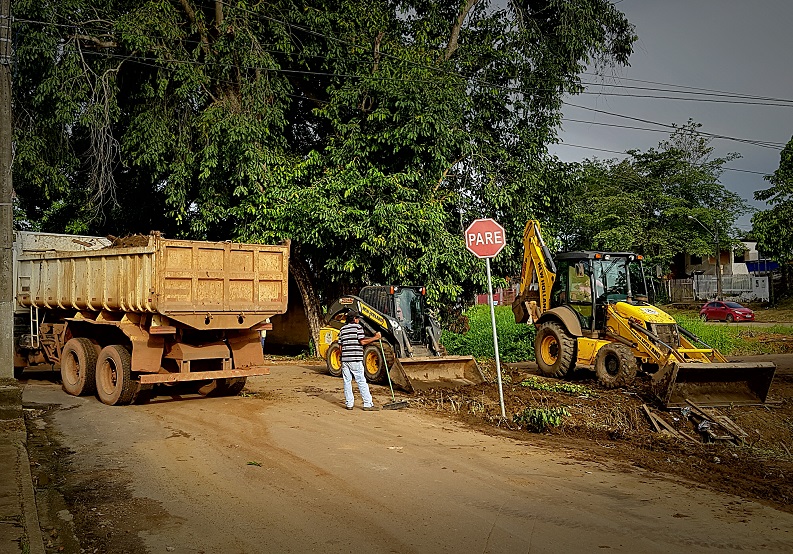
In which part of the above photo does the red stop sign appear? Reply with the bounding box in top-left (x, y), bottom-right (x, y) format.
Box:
top-left (465, 218), bottom-right (506, 258)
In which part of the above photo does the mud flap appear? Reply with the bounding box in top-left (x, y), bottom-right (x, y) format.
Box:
top-left (652, 361), bottom-right (777, 408)
top-left (387, 356), bottom-right (486, 393)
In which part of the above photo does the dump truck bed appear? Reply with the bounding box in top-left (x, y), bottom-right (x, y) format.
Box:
top-left (14, 232), bottom-right (289, 329)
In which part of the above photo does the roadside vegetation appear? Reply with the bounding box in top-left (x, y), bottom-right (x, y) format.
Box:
top-left (441, 305), bottom-right (534, 363)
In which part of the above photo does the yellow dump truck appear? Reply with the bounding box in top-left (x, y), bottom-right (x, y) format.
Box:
top-left (513, 220), bottom-right (776, 408)
top-left (12, 231), bottom-right (289, 405)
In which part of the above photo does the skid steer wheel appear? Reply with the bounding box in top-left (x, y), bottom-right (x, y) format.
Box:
top-left (535, 321), bottom-right (576, 378)
top-left (96, 345), bottom-right (137, 406)
top-left (362, 345), bottom-right (387, 383)
top-left (61, 338), bottom-right (99, 397)
top-left (594, 343), bottom-right (638, 389)
top-left (325, 342), bottom-right (343, 377)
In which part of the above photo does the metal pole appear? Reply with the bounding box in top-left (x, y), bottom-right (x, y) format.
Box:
top-left (715, 229), bottom-right (723, 301)
top-left (486, 258), bottom-right (506, 419)
top-left (0, 0), bottom-right (14, 379)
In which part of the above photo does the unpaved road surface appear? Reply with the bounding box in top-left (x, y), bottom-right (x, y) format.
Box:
top-left (23, 364), bottom-right (793, 553)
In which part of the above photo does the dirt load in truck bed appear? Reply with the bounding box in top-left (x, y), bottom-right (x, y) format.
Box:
top-left (403, 358), bottom-right (793, 512)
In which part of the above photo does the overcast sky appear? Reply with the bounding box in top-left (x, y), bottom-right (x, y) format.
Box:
top-left (548, 0), bottom-right (793, 232)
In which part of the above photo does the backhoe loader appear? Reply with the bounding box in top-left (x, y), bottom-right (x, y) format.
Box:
top-left (318, 286), bottom-right (485, 392)
top-left (512, 220), bottom-right (776, 408)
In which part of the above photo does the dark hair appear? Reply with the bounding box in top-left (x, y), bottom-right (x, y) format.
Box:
top-left (346, 310), bottom-right (360, 323)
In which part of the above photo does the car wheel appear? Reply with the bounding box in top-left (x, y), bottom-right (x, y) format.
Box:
top-left (726, 314), bottom-right (734, 323)
top-left (699, 313), bottom-right (708, 322)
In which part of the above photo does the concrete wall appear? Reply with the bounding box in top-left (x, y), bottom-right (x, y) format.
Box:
top-left (264, 274), bottom-right (311, 355)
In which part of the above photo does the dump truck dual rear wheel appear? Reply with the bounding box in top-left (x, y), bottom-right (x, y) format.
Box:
top-left (325, 342), bottom-right (343, 377)
top-left (96, 345), bottom-right (137, 406)
top-left (594, 343), bottom-right (638, 389)
top-left (61, 338), bottom-right (99, 397)
top-left (535, 321), bottom-right (576, 378)
top-left (197, 378), bottom-right (247, 397)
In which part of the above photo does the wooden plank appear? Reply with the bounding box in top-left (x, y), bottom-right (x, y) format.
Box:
top-left (642, 404), bottom-right (662, 433)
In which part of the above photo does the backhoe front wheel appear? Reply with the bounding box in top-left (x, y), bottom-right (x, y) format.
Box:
top-left (534, 321), bottom-right (576, 378)
top-left (594, 343), bottom-right (638, 389)
top-left (325, 342), bottom-right (343, 377)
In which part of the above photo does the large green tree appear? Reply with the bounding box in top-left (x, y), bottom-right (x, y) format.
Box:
top-left (752, 136), bottom-right (793, 264)
top-left (12, 0), bottom-right (636, 347)
top-left (564, 121), bottom-right (748, 272)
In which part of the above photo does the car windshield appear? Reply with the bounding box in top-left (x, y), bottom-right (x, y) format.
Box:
top-left (725, 302), bottom-right (744, 309)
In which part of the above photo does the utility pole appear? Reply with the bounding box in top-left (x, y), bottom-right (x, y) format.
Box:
top-left (0, 0), bottom-right (13, 379)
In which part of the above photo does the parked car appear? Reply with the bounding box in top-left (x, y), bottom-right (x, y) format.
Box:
top-left (699, 301), bottom-right (755, 323)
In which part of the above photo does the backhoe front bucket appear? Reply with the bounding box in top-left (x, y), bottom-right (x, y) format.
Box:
top-left (387, 356), bottom-right (486, 393)
top-left (652, 361), bottom-right (776, 408)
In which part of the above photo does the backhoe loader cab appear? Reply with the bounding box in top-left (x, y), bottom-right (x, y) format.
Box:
top-left (514, 220), bottom-right (776, 408)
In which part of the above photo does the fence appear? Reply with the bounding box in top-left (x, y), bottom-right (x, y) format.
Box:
top-left (667, 275), bottom-right (769, 303)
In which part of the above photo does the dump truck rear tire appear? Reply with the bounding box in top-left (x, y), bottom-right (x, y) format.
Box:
top-left (61, 338), bottom-right (98, 397)
top-left (198, 377), bottom-right (247, 396)
top-left (96, 345), bottom-right (136, 406)
top-left (325, 342), bottom-right (343, 377)
top-left (595, 343), bottom-right (637, 389)
top-left (363, 345), bottom-right (386, 383)
top-left (535, 321), bottom-right (576, 377)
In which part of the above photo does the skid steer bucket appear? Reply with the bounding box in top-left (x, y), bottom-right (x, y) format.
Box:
top-left (652, 361), bottom-right (777, 408)
top-left (387, 356), bottom-right (486, 393)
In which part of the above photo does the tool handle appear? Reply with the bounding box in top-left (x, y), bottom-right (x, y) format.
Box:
top-left (379, 339), bottom-right (397, 402)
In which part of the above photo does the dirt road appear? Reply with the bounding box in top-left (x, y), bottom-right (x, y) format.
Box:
top-left (23, 364), bottom-right (793, 553)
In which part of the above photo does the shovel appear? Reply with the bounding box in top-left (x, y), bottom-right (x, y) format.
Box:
top-left (379, 339), bottom-right (409, 410)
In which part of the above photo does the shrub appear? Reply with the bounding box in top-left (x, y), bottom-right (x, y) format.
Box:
top-left (441, 304), bottom-right (534, 363)
top-left (513, 406), bottom-right (570, 432)
top-left (519, 377), bottom-right (591, 396)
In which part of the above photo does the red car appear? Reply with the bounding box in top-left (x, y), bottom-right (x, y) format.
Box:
top-left (699, 301), bottom-right (755, 323)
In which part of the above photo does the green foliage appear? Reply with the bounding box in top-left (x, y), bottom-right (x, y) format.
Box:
top-left (441, 305), bottom-right (535, 362)
top-left (674, 315), bottom-right (747, 355)
top-left (563, 120), bottom-right (748, 272)
top-left (519, 377), bottom-right (591, 396)
top-left (513, 406), bottom-right (570, 432)
top-left (12, 0), bottom-right (636, 313)
top-left (752, 136), bottom-right (793, 263)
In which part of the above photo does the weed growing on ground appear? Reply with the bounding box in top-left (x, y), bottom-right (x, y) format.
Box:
top-left (674, 315), bottom-right (747, 354)
top-left (513, 406), bottom-right (570, 432)
top-left (519, 377), bottom-right (592, 396)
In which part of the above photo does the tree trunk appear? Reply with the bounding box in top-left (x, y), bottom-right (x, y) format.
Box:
top-left (289, 255), bottom-right (323, 357)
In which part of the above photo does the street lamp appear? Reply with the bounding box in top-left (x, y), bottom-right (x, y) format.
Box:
top-left (688, 215), bottom-right (723, 300)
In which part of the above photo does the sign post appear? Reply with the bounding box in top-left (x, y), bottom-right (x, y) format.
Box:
top-left (465, 219), bottom-right (507, 419)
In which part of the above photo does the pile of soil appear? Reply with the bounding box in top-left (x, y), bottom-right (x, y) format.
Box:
top-left (409, 364), bottom-right (793, 513)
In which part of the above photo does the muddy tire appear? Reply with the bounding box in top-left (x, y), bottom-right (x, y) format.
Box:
top-left (61, 338), bottom-right (98, 396)
top-left (534, 321), bottom-right (576, 378)
top-left (95, 345), bottom-right (136, 406)
top-left (363, 345), bottom-right (387, 383)
top-left (198, 377), bottom-right (247, 397)
top-left (594, 343), bottom-right (638, 389)
top-left (325, 342), bottom-right (342, 377)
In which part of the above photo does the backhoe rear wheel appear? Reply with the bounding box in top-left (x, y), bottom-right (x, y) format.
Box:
top-left (535, 321), bottom-right (576, 378)
top-left (325, 342), bottom-right (342, 377)
top-left (363, 345), bottom-right (387, 383)
top-left (594, 343), bottom-right (638, 389)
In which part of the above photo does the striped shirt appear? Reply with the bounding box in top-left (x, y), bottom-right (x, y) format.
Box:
top-left (338, 322), bottom-right (365, 362)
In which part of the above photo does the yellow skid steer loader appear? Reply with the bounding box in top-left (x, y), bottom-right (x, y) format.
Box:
top-left (513, 220), bottom-right (776, 408)
top-left (318, 286), bottom-right (485, 392)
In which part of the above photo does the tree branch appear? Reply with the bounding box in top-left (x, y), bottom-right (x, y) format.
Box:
top-left (71, 34), bottom-right (117, 49)
top-left (178, 0), bottom-right (210, 54)
top-left (215, 0), bottom-right (223, 28)
top-left (443, 0), bottom-right (479, 61)
top-left (372, 31), bottom-right (384, 73)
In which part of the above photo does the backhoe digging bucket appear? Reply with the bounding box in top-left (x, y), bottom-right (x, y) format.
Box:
top-left (387, 356), bottom-right (486, 393)
top-left (652, 361), bottom-right (776, 408)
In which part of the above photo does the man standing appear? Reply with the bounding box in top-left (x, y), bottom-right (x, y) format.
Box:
top-left (338, 310), bottom-right (381, 411)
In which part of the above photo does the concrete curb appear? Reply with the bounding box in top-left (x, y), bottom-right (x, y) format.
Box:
top-left (0, 381), bottom-right (45, 554)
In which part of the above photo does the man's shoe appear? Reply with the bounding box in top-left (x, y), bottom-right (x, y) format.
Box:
top-left (362, 405), bottom-right (380, 411)
top-left (345, 406), bottom-right (354, 410)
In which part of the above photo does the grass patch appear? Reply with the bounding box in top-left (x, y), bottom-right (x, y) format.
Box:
top-left (674, 315), bottom-right (747, 354)
top-left (442, 304), bottom-right (534, 363)
top-left (519, 377), bottom-right (592, 396)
